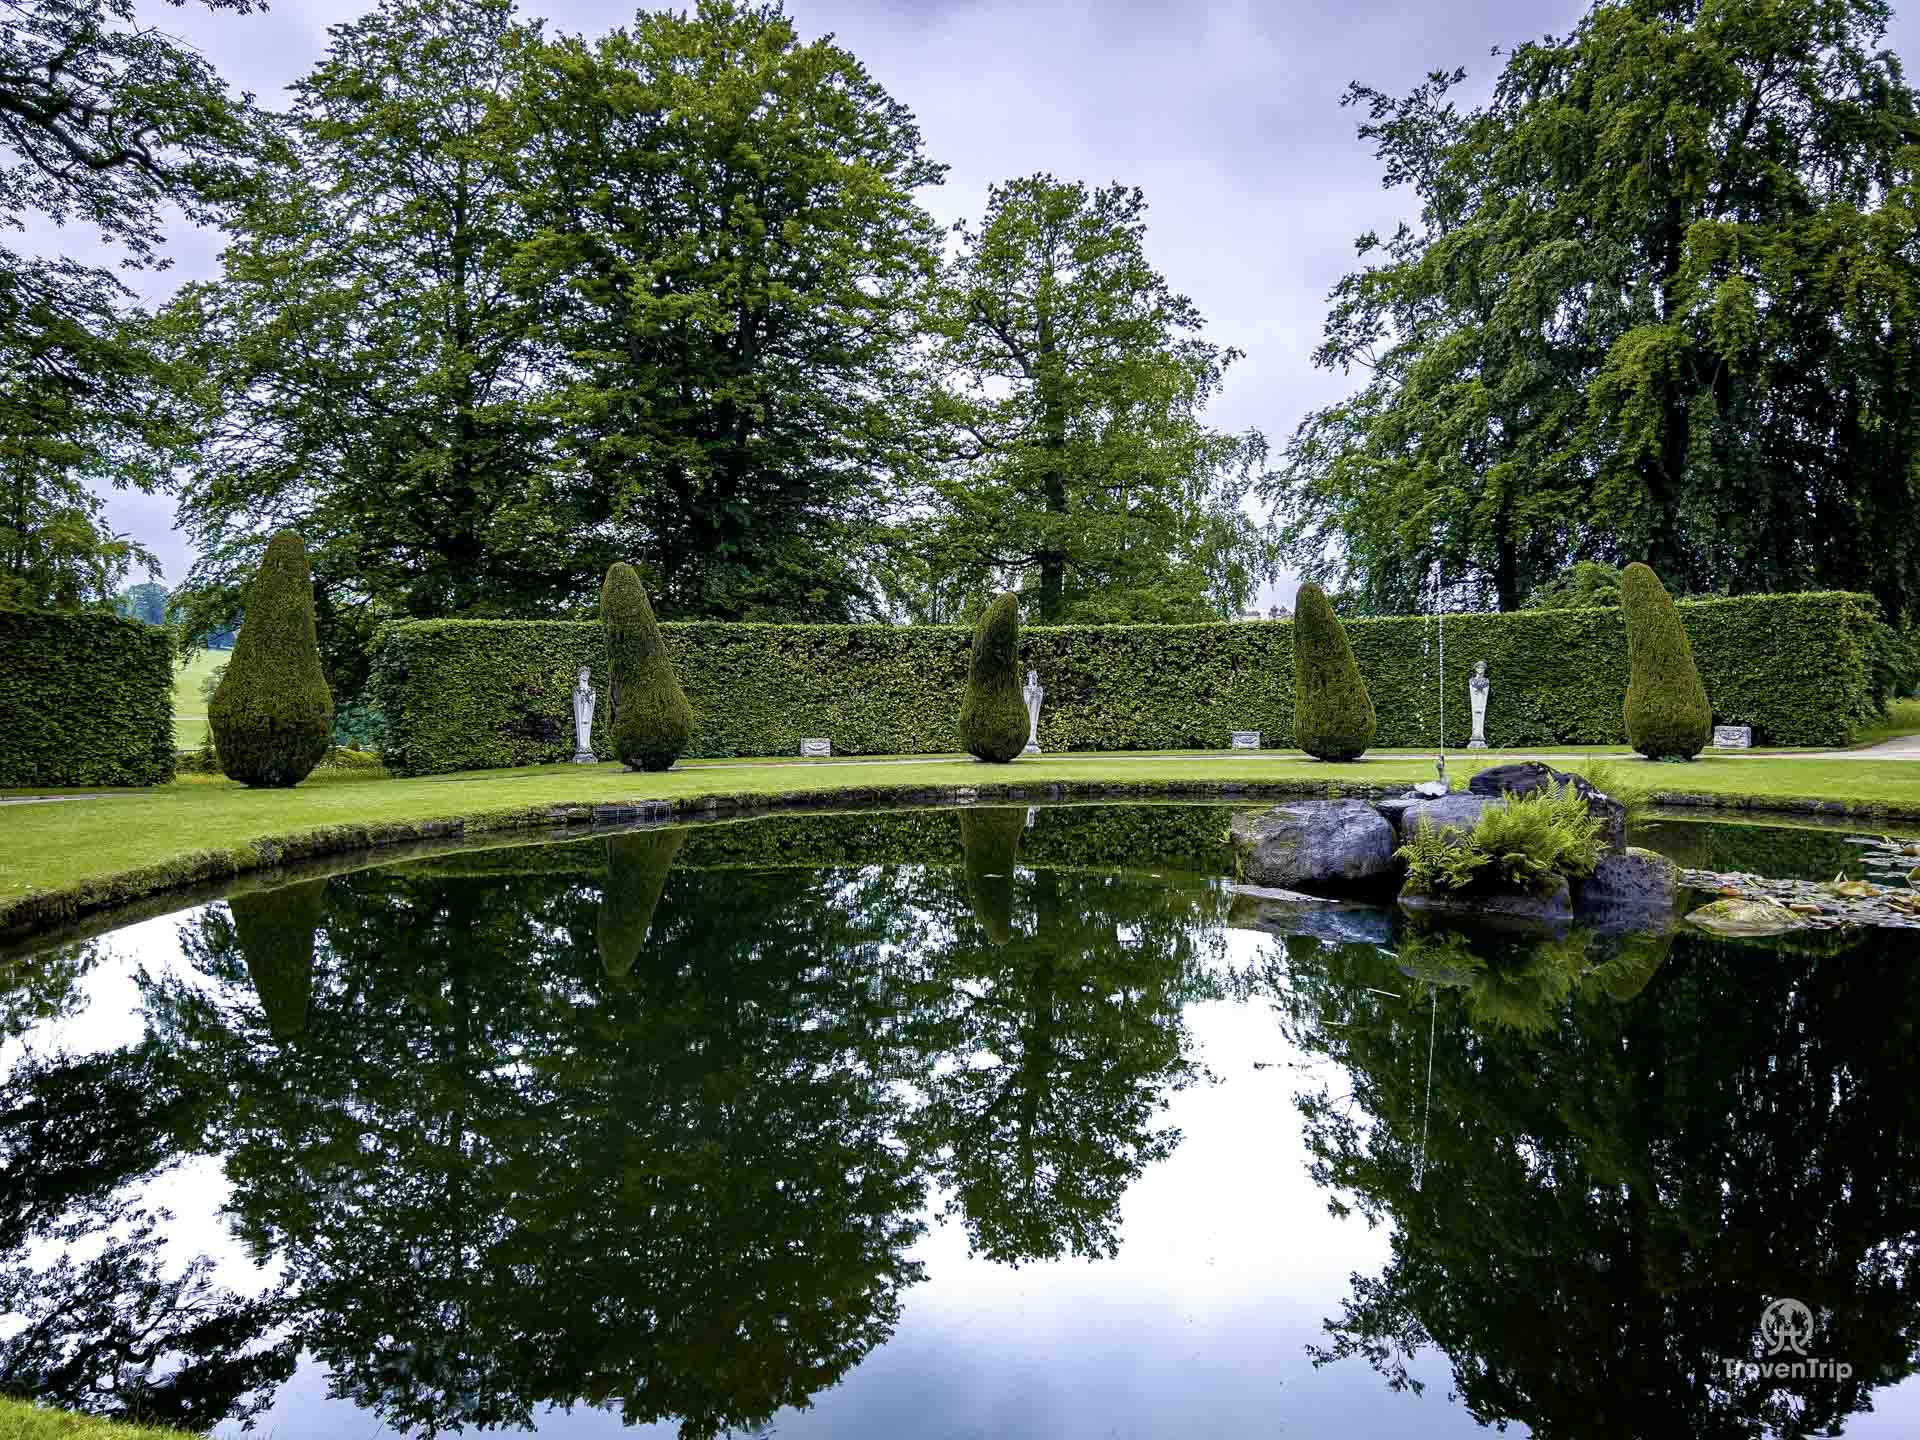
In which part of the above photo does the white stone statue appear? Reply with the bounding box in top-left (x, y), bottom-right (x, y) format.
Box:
top-left (1467, 660), bottom-right (1490, 750)
top-left (1022, 669), bottom-right (1044, 755)
top-left (572, 665), bottom-right (598, 764)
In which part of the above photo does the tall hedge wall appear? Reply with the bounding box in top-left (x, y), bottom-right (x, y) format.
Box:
top-left (368, 592), bottom-right (1877, 776)
top-left (0, 607), bottom-right (176, 787)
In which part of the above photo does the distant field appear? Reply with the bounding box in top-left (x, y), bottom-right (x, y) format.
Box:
top-left (172, 647), bottom-right (228, 749)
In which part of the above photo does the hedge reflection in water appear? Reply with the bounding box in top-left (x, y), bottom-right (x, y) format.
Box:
top-left (0, 804), bottom-right (1917, 1440)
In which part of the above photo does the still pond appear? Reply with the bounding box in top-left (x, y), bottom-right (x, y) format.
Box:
top-left (3, 803), bottom-right (1919, 1438)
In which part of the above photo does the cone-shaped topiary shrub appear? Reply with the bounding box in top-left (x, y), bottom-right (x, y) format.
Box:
top-left (1293, 582), bottom-right (1377, 761)
top-left (602, 563), bottom-right (692, 772)
top-left (208, 531), bottom-right (334, 787)
top-left (229, 878), bottom-right (327, 1042)
top-left (960, 806), bottom-right (1025, 944)
top-left (1620, 562), bottom-right (1711, 759)
top-left (596, 829), bottom-right (686, 979)
top-left (959, 593), bottom-right (1028, 762)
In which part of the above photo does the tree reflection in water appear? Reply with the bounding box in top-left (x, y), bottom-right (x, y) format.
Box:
top-left (5, 804), bottom-right (1917, 1440)
top-left (1271, 922), bottom-right (1920, 1437)
top-left (110, 808), bottom-right (1225, 1437)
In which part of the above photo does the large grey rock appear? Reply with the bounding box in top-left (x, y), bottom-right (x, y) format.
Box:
top-left (1469, 761), bottom-right (1627, 851)
top-left (1230, 799), bottom-right (1397, 891)
top-left (1399, 876), bottom-right (1573, 927)
top-left (1395, 793), bottom-right (1490, 842)
top-left (1574, 846), bottom-right (1677, 934)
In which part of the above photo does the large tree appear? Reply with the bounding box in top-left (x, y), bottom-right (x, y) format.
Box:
top-left (902, 176), bottom-right (1269, 624)
top-left (165, 0), bottom-right (587, 691)
top-left (1274, 0), bottom-right (1920, 621)
top-left (0, 0), bottom-right (258, 608)
top-left (510, 0), bottom-right (944, 621)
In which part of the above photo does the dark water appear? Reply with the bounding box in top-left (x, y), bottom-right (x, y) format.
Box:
top-left (3, 803), bottom-right (1919, 1440)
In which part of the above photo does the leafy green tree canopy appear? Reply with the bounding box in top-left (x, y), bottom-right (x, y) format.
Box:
top-left (899, 175), bottom-right (1270, 623)
top-left (1274, 0), bottom-right (1920, 623)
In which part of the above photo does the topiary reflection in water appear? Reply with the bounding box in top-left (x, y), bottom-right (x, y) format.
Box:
top-left (10, 804), bottom-right (1920, 1439)
top-left (111, 806), bottom-right (1227, 1438)
top-left (1271, 920), bottom-right (1920, 1437)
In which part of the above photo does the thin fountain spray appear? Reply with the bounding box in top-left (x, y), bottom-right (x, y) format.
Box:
top-left (1412, 559), bottom-right (1450, 799)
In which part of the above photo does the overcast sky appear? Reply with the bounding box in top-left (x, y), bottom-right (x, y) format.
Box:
top-left (63, 0), bottom-right (1920, 605)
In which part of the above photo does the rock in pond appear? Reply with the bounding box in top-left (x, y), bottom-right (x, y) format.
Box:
top-left (1394, 793), bottom-right (1490, 841)
top-left (1227, 884), bottom-right (1395, 947)
top-left (1686, 896), bottom-right (1802, 937)
top-left (1574, 847), bottom-right (1677, 934)
top-left (1230, 799), bottom-right (1396, 891)
top-left (1399, 875), bottom-right (1573, 928)
top-left (1470, 761), bottom-right (1627, 851)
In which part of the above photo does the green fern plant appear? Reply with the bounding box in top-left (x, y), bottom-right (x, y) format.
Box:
top-left (1396, 817), bottom-right (1492, 894)
top-left (1473, 783), bottom-right (1605, 888)
top-left (1397, 783), bottom-right (1604, 895)
top-left (1571, 757), bottom-right (1651, 829)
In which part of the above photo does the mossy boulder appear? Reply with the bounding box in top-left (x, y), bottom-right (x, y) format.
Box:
top-left (959, 593), bottom-right (1028, 763)
top-left (596, 829), bottom-right (686, 979)
top-left (1292, 582), bottom-right (1376, 761)
top-left (229, 878), bottom-right (328, 1042)
top-left (960, 806), bottom-right (1025, 943)
top-left (602, 563), bottom-right (692, 772)
top-left (1621, 562), bottom-right (1711, 759)
top-left (208, 531), bottom-right (334, 787)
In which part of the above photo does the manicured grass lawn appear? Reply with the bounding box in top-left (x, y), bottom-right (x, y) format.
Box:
top-left (4, 751), bottom-right (1920, 914)
top-left (0, 1400), bottom-right (192, 1440)
top-left (170, 647), bottom-right (228, 750)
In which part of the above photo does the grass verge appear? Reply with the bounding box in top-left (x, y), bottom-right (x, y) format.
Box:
top-left (3, 752), bottom-right (1918, 944)
top-left (0, 1400), bottom-right (193, 1440)
top-left (170, 648), bottom-right (227, 750)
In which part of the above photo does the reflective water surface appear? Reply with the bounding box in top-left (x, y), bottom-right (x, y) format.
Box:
top-left (3, 803), bottom-right (1919, 1439)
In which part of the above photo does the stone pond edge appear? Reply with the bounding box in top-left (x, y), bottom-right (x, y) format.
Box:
top-left (5, 775), bottom-right (1919, 955)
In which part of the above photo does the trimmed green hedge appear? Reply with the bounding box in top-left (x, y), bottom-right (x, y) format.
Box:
top-left (369, 592), bottom-right (1878, 776)
top-left (0, 607), bottom-right (175, 787)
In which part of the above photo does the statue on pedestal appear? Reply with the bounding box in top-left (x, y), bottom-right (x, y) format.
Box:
top-left (572, 666), bottom-right (598, 764)
top-left (1022, 669), bottom-right (1044, 755)
top-left (1468, 660), bottom-right (1491, 750)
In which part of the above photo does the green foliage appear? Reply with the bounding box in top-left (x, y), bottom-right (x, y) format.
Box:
top-left (1272, 2), bottom-right (1920, 624)
top-left (0, 608), bottom-right (174, 786)
top-left (509, 0), bottom-right (943, 621)
top-left (207, 532), bottom-right (335, 788)
top-left (0, 0), bottom-right (257, 617)
top-left (112, 582), bottom-right (169, 627)
top-left (898, 176), bottom-right (1268, 623)
top-left (960, 807), bottom-right (1025, 943)
top-left (165, 0), bottom-right (604, 704)
top-left (1868, 620), bottom-right (1920, 707)
top-left (601, 564), bottom-right (691, 773)
top-left (368, 591), bottom-right (1875, 774)
top-left (596, 830), bottom-right (685, 979)
top-left (1293, 583), bottom-right (1376, 761)
top-left (958, 594), bottom-right (1028, 763)
top-left (1567, 757), bottom-right (1650, 830)
top-left (1397, 784), bottom-right (1604, 895)
top-left (1525, 562), bottom-right (1623, 611)
top-left (1621, 563), bottom-right (1711, 761)
top-left (228, 880), bottom-right (327, 1042)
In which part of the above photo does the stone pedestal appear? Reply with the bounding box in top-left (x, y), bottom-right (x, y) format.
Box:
top-left (1712, 724), bottom-right (1753, 749)
top-left (1230, 731), bottom-right (1261, 750)
top-left (572, 749), bottom-right (597, 765)
top-left (800, 738), bottom-right (832, 758)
